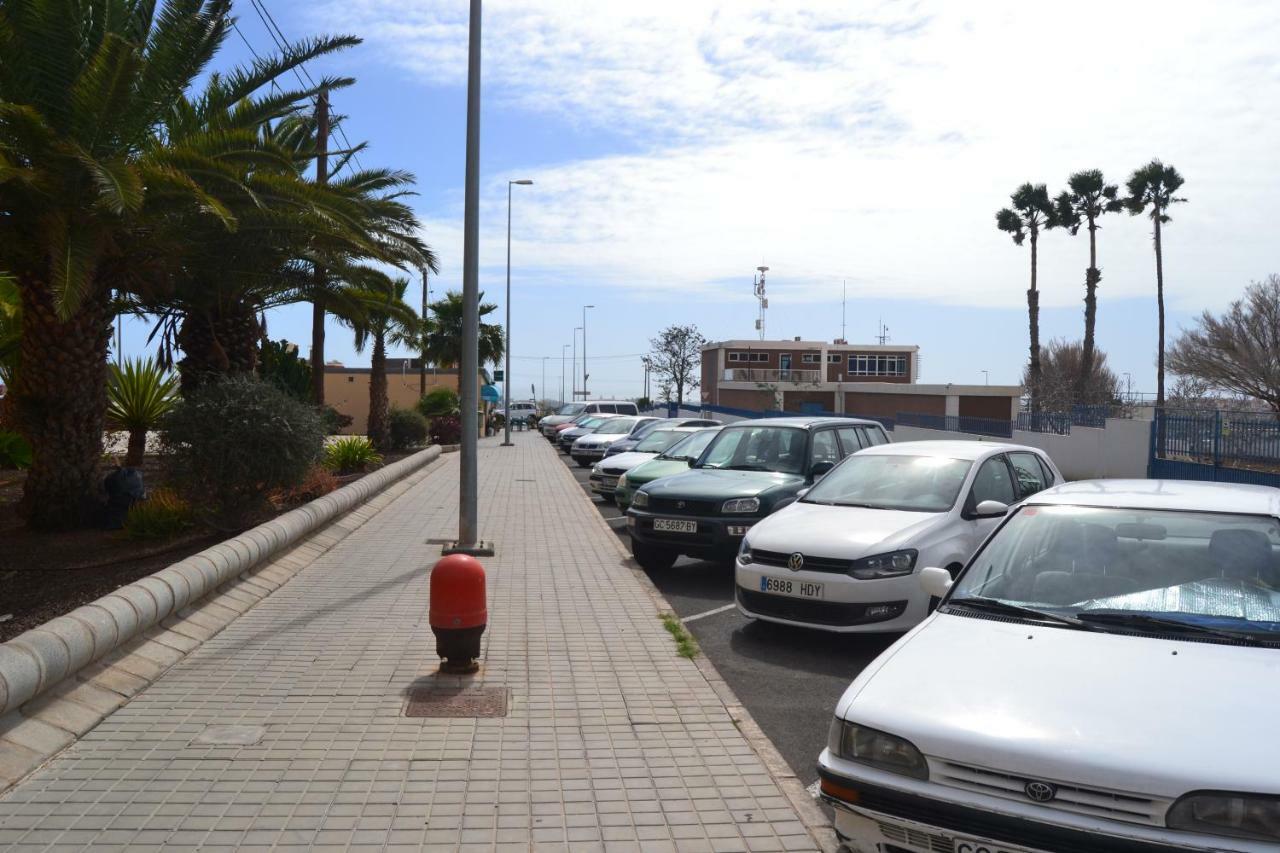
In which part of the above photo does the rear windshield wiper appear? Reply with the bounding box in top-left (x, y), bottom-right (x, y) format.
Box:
top-left (1076, 612), bottom-right (1272, 643)
top-left (946, 596), bottom-right (1092, 629)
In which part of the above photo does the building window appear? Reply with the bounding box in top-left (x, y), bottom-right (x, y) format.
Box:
top-left (728, 351), bottom-right (745, 362)
top-left (801, 353), bottom-right (821, 364)
top-left (827, 354), bottom-right (843, 363)
top-left (348, 376), bottom-right (355, 383)
top-left (750, 352), bottom-right (768, 363)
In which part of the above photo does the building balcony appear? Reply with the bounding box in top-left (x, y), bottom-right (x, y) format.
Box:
top-left (723, 368), bottom-right (823, 384)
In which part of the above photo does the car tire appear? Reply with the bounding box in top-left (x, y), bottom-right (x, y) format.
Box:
top-left (598, 493), bottom-right (615, 505)
top-left (631, 540), bottom-right (677, 572)
top-left (574, 457), bottom-right (591, 468)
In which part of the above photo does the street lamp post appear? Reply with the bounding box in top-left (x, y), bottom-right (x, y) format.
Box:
top-left (981, 370), bottom-right (989, 386)
top-left (541, 357), bottom-right (547, 409)
top-left (502, 179), bottom-right (533, 447)
top-left (561, 344), bottom-right (569, 406)
top-left (582, 305), bottom-right (594, 399)
top-left (572, 326), bottom-right (581, 399)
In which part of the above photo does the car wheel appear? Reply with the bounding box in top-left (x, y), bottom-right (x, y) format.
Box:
top-left (574, 457), bottom-right (591, 468)
top-left (631, 540), bottom-right (677, 572)
top-left (598, 493), bottom-right (616, 505)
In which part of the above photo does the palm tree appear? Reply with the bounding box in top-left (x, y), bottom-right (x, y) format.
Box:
top-left (996, 183), bottom-right (1058, 412)
top-left (1054, 170), bottom-right (1123, 403)
top-left (0, 0), bottom-right (358, 528)
top-left (1125, 160), bottom-right (1186, 415)
top-left (336, 272), bottom-right (422, 450)
top-left (107, 358), bottom-right (178, 467)
top-left (423, 290), bottom-right (505, 371)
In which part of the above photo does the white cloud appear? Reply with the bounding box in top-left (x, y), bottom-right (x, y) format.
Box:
top-left (330, 0), bottom-right (1280, 313)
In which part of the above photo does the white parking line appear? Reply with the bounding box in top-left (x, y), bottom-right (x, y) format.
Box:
top-left (681, 603), bottom-right (738, 624)
top-left (806, 780), bottom-right (821, 799)
top-left (605, 516), bottom-right (627, 525)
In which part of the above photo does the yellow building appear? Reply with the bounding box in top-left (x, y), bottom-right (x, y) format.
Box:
top-left (323, 359), bottom-right (484, 435)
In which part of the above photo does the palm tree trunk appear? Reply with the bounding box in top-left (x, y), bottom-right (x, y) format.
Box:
top-left (311, 299), bottom-right (326, 405)
top-left (13, 279), bottom-right (113, 529)
top-left (1154, 214), bottom-right (1166, 454)
top-left (126, 429), bottom-right (147, 468)
top-left (1078, 220), bottom-right (1100, 405)
top-left (1027, 231), bottom-right (1042, 413)
top-left (368, 331), bottom-right (390, 450)
top-left (177, 304), bottom-right (260, 396)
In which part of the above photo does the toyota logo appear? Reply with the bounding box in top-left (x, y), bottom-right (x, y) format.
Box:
top-left (1024, 781), bottom-right (1058, 803)
top-left (787, 552), bottom-right (805, 571)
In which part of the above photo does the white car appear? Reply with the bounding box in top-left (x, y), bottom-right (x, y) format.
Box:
top-left (736, 441), bottom-right (1061, 633)
top-left (569, 416), bottom-right (659, 467)
top-left (589, 426), bottom-right (716, 500)
top-left (819, 478), bottom-right (1280, 853)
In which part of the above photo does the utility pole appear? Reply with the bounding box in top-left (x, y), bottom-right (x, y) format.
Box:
top-left (561, 344), bottom-right (569, 406)
top-left (572, 327), bottom-right (581, 399)
top-left (419, 267), bottom-right (429, 396)
top-left (502, 179), bottom-right (532, 447)
top-left (446, 0), bottom-right (489, 554)
top-left (753, 265), bottom-right (769, 340)
top-left (310, 91), bottom-right (330, 406)
top-left (541, 357), bottom-right (547, 408)
top-left (582, 305), bottom-right (594, 399)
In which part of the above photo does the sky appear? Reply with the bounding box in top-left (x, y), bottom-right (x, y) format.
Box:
top-left (120, 0), bottom-right (1280, 403)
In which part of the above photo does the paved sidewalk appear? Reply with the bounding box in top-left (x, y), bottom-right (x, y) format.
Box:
top-left (0, 433), bottom-right (823, 852)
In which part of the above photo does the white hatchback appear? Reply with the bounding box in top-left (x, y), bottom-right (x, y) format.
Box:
top-left (736, 441), bottom-right (1061, 633)
top-left (819, 479), bottom-right (1280, 853)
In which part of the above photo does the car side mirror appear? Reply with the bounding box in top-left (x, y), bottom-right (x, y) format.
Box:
top-left (809, 461), bottom-right (835, 479)
top-left (795, 488), bottom-right (810, 500)
top-left (920, 567), bottom-right (954, 598)
top-left (973, 500), bottom-right (1010, 518)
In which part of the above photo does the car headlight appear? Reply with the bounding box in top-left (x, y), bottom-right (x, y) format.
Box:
top-left (1167, 792), bottom-right (1280, 842)
top-left (827, 720), bottom-right (928, 780)
top-left (738, 537), bottom-right (752, 564)
top-left (592, 463), bottom-right (602, 474)
top-left (617, 473), bottom-right (628, 488)
top-left (849, 549), bottom-right (917, 580)
top-left (722, 497), bottom-right (760, 514)
top-left (632, 490), bottom-right (649, 508)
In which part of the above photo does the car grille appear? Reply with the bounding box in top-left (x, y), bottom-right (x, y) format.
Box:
top-left (877, 822), bottom-right (954, 853)
top-left (931, 760), bottom-right (1168, 827)
top-left (751, 548), bottom-right (851, 573)
top-left (736, 586), bottom-right (905, 627)
top-left (601, 467), bottom-right (627, 476)
top-left (647, 497), bottom-right (717, 515)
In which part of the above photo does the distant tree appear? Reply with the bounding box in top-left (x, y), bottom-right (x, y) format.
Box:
top-left (648, 324), bottom-right (706, 405)
top-left (1169, 275), bottom-right (1280, 417)
top-left (422, 291), bottom-right (504, 370)
top-left (1125, 159), bottom-right (1187, 413)
top-left (1023, 339), bottom-right (1120, 413)
top-left (259, 339), bottom-right (312, 402)
top-left (997, 183), bottom-right (1059, 412)
top-left (1054, 170), bottom-right (1124, 402)
top-left (338, 273), bottom-right (423, 450)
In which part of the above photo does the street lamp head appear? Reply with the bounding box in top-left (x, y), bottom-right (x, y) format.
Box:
top-left (511, 179), bottom-right (533, 185)
top-left (585, 304), bottom-right (595, 309)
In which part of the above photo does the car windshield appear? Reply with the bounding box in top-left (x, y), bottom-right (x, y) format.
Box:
top-left (696, 426), bottom-right (807, 474)
top-left (636, 430), bottom-right (693, 454)
top-left (579, 416), bottom-right (610, 429)
top-left (805, 454), bottom-right (971, 512)
top-left (948, 505), bottom-right (1280, 637)
top-left (658, 429), bottom-right (718, 461)
top-left (596, 418), bottom-right (637, 435)
top-left (558, 404), bottom-right (586, 416)
top-left (632, 420), bottom-right (666, 439)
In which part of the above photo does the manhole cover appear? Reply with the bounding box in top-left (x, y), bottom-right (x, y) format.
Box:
top-left (405, 686), bottom-right (508, 718)
top-left (192, 725), bottom-right (266, 746)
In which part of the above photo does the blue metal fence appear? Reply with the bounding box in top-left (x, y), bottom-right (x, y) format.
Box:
top-left (1015, 412), bottom-right (1072, 435)
top-left (896, 412), bottom-right (1013, 438)
top-left (1150, 409), bottom-right (1280, 487)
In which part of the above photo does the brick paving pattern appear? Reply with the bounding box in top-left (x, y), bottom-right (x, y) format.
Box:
top-left (0, 434), bottom-right (820, 851)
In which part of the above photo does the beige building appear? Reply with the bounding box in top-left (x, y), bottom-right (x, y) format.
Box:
top-left (323, 359), bottom-right (482, 435)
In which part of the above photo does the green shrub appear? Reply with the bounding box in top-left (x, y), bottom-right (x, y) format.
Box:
top-left (417, 387), bottom-right (459, 418)
top-left (429, 413), bottom-right (462, 445)
top-left (320, 405), bottom-right (354, 434)
top-left (0, 430), bottom-right (32, 469)
top-left (259, 338), bottom-right (311, 401)
top-left (388, 408), bottom-right (429, 450)
top-left (160, 376), bottom-right (325, 523)
top-left (123, 488), bottom-right (194, 540)
top-left (323, 436), bottom-right (382, 474)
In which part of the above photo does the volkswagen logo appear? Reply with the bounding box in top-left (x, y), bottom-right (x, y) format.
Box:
top-left (787, 552), bottom-right (805, 572)
top-left (1024, 781), bottom-right (1058, 803)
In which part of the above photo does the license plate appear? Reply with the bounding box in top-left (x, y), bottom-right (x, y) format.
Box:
top-left (760, 576), bottom-right (823, 599)
top-left (653, 518), bottom-right (697, 533)
top-left (600, 476), bottom-right (617, 487)
top-left (952, 837), bottom-right (1035, 853)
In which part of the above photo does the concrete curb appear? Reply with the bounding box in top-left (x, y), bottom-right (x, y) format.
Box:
top-left (0, 445), bottom-right (441, 718)
top-left (559, 447), bottom-right (839, 852)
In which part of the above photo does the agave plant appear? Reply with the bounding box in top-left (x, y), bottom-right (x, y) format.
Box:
top-left (107, 357), bottom-right (178, 467)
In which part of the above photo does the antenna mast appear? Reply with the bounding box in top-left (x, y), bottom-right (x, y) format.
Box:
top-left (753, 265), bottom-right (769, 340)
top-left (876, 317), bottom-right (890, 346)
top-left (841, 279), bottom-right (847, 342)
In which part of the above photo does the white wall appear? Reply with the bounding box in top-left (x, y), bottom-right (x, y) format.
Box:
top-left (893, 418), bottom-right (1152, 481)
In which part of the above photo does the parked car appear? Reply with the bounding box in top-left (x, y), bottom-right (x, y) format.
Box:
top-left (604, 417), bottom-right (722, 457)
top-left (625, 417), bottom-right (890, 570)
top-left (540, 400), bottom-right (640, 439)
top-left (495, 400), bottom-right (537, 420)
top-left (736, 441), bottom-right (1061, 633)
top-left (556, 414), bottom-right (619, 452)
top-left (614, 427), bottom-right (723, 512)
top-left (819, 479), bottom-right (1280, 853)
top-left (550, 411), bottom-right (611, 443)
top-left (570, 417), bottom-right (660, 467)
top-left (590, 426), bottom-right (716, 501)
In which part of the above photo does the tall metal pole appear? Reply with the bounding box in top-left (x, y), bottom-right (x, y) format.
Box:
top-left (561, 344), bottom-right (569, 406)
top-left (582, 305), bottom-right (594, 399)
top-left (572, 327), bottom-right (581, 399)
top-left (454, 0), bottom-right (484, 551)
top-left (502, 179), bottom-right (532, 446)
top-left (541, 357), bottom-right (547, 408)
top-left (419, 267), bottom-right (429, 396)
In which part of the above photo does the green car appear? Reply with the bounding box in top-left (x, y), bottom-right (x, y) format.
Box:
top-left (624, 416), bottom-right (890, 570)
top-left (614, 427), bottom-right (722, 512)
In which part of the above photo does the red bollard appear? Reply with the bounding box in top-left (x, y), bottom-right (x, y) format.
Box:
top-left (429, 554), bottom-right (487, 673)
